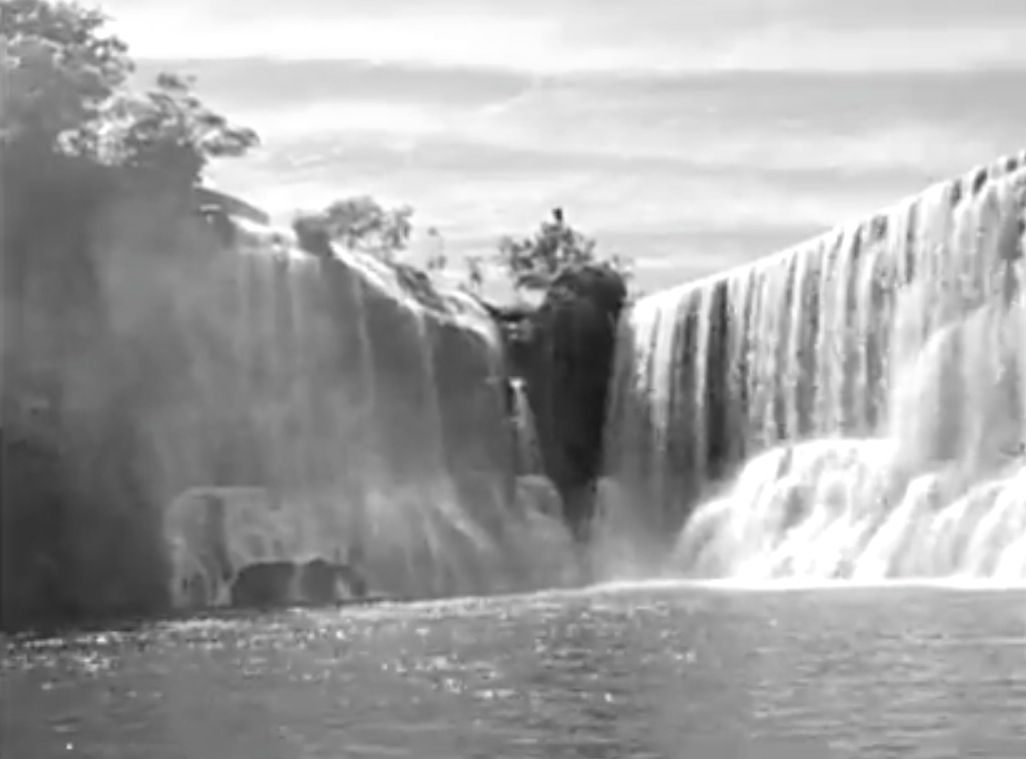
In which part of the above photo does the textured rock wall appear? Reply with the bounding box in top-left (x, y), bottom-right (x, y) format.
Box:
top-left (1, 177), bottom-right (531, 626)
top-left (494, 265), bottom-right (628, 538)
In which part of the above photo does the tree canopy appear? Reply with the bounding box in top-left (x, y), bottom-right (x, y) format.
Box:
top-left (3, 1), bottom-right (635, 300)
top-left (1, 0), bottom-right (257, 186)
top-left (293, 196), bottom-right (414, 262)
top-left (293, 197), bottom-right (633, 297)
top-left (496, 208), bottom-right (633, 293)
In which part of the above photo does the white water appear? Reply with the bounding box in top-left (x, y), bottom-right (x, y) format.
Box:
top-left (153, 218), bottom-right (576, 608)
top-left (600, 151), bottom-right (1026, 581)
top-left (509, 378), bottom-right (544, 475)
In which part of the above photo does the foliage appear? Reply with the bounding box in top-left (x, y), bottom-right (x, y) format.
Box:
top-left (96, 72), bottom-right (259, 185)
top-left (0, 0), bottom-right (130, 151)
top-left (495, 209), bottom-right (633, 292)
top-left (292, 199), bottom-right (634, 300)
top-left (1, 0), bottom-right (257, 186)
top-left (294, 196), bottom-right (414, 261)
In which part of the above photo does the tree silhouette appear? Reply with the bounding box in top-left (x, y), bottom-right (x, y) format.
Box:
top-left (293, 196), bottom-right (414, 261)
top-left (1, 0), bottom-right (257, 185)
top-left (495, 208), bottom-right (632, 292)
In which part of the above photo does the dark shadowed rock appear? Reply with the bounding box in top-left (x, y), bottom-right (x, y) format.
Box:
top-left (228, 557), bottom-right (370, 609)
top-left (297, 557), bottom-right (356, 604)
top-left (490, 264), bottom-right (628, 539)
top-left (230, 561), bottom-right (297, 609)
top-left (292, 216), bottom-right (334, 259)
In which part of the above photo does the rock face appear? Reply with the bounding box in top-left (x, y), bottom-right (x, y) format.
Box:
top-left (1, 171), bottom-right (562, 628)
top-left (228, 557), bottom-right (367, 609)
top-left (230, 562), bottom-right (297, 609)
top-left (2, 163), bottom-right (171, 630)
top-left (297, 557), bottom-right (368, 602)
top-left (494, 265), bottom-right (629, 538)
top-left (145, 212), bottom-right (554, 608)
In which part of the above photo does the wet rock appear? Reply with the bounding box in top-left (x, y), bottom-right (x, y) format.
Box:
top-left (225, 555), bottom-right (372, 610)
top-left (292, 216), bottom-right (334, 259)
top-left (336, 563), bottom-right (369, 599)
top-left (2, 170), bottom-right (521, 629)
top-left (229, 561), bottom-right (297, 609)
top-left (489, 264), bottom-right (628, 539)
top-left (297, 557), bottom-right (369, 603)
top-left (514, 475), bottom-right (564, 521)
top-left (296, 558), bottom-right (338, 604)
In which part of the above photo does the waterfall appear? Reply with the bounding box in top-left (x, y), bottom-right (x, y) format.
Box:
top-left (600, 150), bottom-right (1026, 581)
top-left (510, 378), bottom-right (544, 475)
top-left (143, 216), bottom-right (571, 607)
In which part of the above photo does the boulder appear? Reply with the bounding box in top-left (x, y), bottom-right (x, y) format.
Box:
top-left (230, 561), bottom-right (297, 609)
top-left (297, 557), bottom-right (368, 602)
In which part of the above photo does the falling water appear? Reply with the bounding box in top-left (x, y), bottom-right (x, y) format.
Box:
top-left (120, 214), bottom-right (572, 607)
top-left (600, 151), bottom-right (1026, 581)
top-left (509, 378), bottom-right (544, 475)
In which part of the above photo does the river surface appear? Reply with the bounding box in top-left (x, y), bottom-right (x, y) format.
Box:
top-left (3, 583), bottom-right (1026, 758)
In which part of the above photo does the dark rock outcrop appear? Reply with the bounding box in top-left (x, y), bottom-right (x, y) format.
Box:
top-left (228, 557), bottom-right (369, 609)
top-left (298, 557), bottom-right (368, 602)
top-left (489, 265), bottom-right (629, 538)
top-left (230, 561), bottom-right (297, 608)
top-left (296, 558), bottom-right (337, 604)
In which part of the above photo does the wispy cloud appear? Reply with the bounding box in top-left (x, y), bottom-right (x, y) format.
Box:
top-left (94, 0), bottom-right (1026, 289)
top-left (102, 0), bottom-right (1026, 73)
top-left (233, 102), bottom-right (1002, 186)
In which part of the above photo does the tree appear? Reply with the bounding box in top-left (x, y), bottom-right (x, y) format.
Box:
top-left (1, 0), bottom-right (257, 186)
top-left (1, 0), bottom-right (130, 153)
top-left (97, 72), bottom-right (259, 186)
top-left (495, 208), bottom-right (633, 293)
top-left (294, 196), bottom-right (414, 261)
top-left (291, 197), bottom-right (636, 300)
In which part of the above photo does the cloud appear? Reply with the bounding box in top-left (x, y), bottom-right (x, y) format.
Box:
top-left (209, 133), bottom-right (931, 235)
top-left (224, 84), bottom-right (1010, 183)
top-left (100, 0), bottom-right (1026, 73)
top-left (94, 0), bottom-right (1025, 287)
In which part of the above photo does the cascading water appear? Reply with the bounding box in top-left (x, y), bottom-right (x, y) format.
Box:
top-left (117, 213), bottom-right (577, 607)
top-left (599, 151), bottom-right (1026, 581)
top-left (509, 378), bottom-right (544, 475)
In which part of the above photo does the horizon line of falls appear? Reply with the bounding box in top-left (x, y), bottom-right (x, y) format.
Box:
top-left (597, 150), bottom-right (1026, 582)
top-left (98, 211), bottom-right (578, 609)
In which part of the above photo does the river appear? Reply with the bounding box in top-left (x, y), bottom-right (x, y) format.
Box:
top-left (3, 583), bottom-right (1025, 758)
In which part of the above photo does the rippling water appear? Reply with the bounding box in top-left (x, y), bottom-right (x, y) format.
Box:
top-left (3, 584), bottom-right (1026, 758)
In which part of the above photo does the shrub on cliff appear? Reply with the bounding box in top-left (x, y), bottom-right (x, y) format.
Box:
top-left (293, 196), bottom-right (415, 262)
top-left (496, 208), bottom-right (633, 295)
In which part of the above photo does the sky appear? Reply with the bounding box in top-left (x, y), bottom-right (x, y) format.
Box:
top-left (96, 0), bottom-right (1026, 291)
